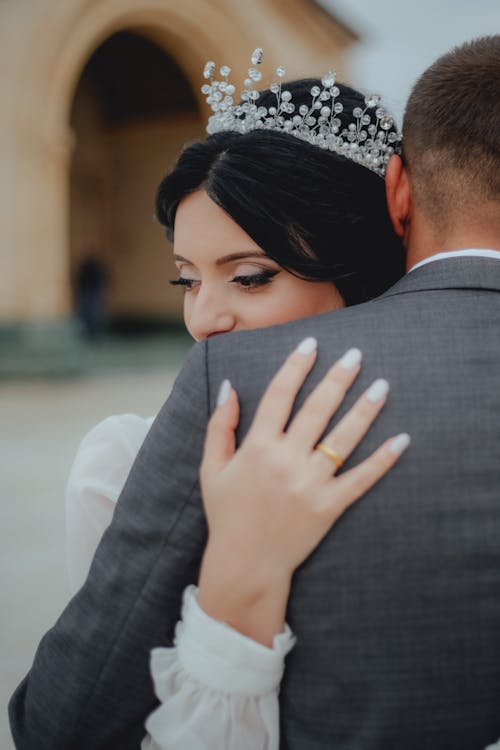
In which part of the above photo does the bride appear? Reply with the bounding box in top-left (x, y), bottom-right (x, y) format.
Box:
top-left (66, 54), bottom-right (409, 749)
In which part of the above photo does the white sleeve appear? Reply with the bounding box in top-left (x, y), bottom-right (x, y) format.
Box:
top-left (142, 586), bottom-right (295, 750)
top-left (65, 413), bottom-right (155, 594)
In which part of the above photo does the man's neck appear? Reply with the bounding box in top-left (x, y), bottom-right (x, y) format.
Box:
top-left (405, 222), bottom-right (500, 272)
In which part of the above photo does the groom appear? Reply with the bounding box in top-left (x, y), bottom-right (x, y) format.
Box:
top-left (10, 36), bottom-right (500, 749)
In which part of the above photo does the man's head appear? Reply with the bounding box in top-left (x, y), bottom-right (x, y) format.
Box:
top-left (386, 35), bottom-right (500, 258)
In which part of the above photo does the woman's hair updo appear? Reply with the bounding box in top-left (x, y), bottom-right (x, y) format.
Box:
top-left (156, 79), bottom-right (405, 305)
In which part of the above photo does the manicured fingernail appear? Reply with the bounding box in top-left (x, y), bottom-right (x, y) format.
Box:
top-left (366, 378), bottom-right (389, 403)
top-left (339, 348), bottom-right (362, 370)
top-left (390, 433), bottom-right (411, 455)
top-left (296, 337), bottom-right (317, 355)
top-left (217, 379), bottom-right (231, 407)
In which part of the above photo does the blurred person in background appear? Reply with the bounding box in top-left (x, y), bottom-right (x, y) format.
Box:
top-left (74, 244), bottom-right (109, 339)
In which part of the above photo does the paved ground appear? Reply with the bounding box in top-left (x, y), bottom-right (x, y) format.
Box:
top-left (1, 338), bottom-right (188, 748)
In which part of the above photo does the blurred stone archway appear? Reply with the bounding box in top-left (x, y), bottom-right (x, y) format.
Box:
top-left (69, 31), bottom-right (202, 329)
top-left (0, 0), bottom-right (356, 363)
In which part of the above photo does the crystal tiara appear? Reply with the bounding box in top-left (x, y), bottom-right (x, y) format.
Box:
top-left (202, 48), bottom-right (401, 177)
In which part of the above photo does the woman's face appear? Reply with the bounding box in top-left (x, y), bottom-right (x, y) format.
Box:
top-left (172, 190), bottom-right (345, 341)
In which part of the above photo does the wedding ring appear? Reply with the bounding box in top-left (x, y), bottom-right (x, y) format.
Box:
top-left (315, 443), bottom-right (344, 470)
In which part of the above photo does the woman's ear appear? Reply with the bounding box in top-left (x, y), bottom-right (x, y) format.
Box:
top-left (385, 155), bottom-right (412, 238)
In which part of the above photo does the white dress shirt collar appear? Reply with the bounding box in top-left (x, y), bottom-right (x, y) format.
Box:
top-left (409, 249), bottom-right (500, 273)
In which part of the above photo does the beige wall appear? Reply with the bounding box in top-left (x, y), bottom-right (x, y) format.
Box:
top-left (0, 0), bottom-right (356, 327)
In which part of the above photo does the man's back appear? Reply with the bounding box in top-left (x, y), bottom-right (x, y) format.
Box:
top-left (9, 256), bottom-right (500, 750)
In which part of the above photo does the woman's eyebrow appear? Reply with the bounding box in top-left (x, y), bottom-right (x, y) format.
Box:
top-left (173, 251), bottom-right (266, 266)
top-left (216, 252), bottom-right (266, 266)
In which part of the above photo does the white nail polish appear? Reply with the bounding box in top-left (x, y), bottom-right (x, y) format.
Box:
top-left (366, 378), bottom-right (389, 403)
top-left (217, 379), bottom-right (231, 407)
top-left (339, 348), bottom-right (362, 370)
top-left (390, 433), bottom-right (411, 455)
top-left (296, 337), bottom-right (317, 355)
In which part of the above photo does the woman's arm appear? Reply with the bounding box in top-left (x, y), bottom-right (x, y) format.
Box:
top-left (144, 339), bottom-right (410, 750)
top-left (198, 338), bottom-right (409, 644)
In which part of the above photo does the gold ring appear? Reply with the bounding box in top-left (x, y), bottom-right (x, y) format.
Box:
top-left (315, 443), bottom-right (344, 470)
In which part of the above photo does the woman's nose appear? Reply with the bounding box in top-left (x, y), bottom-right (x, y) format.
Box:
top-left (187, 288), bottom-right (236, 341)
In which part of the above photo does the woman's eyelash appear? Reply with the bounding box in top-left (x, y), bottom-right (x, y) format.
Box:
top-left (170, 269), bottom-right (279, 291)
top-left (170, 277), bottom-right (197, 290)
top-left (230, 269), bottom-right (279, 287)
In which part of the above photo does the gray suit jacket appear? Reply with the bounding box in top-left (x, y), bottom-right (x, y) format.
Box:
top-left (9, 257), bottom-right (500, 749)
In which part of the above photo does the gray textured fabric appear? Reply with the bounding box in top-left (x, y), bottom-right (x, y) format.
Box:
top-left (9, 257), bottom-right (500, 749)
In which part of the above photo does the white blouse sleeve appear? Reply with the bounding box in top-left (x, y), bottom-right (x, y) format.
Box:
top-left (67, 416), bottom-right (295, 747)
top-left (142, 586), bottom-right (295, 750)
top-left (65, 413), bottom-right (155, 593)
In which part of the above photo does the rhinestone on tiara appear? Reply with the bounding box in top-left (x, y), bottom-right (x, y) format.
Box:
top-left (202, 49), bottom-right (402, 177)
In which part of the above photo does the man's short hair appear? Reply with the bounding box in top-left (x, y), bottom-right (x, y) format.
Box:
top-left (402, 35), bottom-right (500, 231)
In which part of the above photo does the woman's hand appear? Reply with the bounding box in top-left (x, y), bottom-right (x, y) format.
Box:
top-left (197, 337), bottom-right (410, 645)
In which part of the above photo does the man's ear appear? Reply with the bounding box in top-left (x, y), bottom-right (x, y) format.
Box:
top-left (385, 155), bottom-right (412, 238)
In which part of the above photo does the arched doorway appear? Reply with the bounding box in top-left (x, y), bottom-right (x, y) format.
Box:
top-left (0, 0), bottom-right (355, 363)
top-left (69, 30), bottom-right (203, 333)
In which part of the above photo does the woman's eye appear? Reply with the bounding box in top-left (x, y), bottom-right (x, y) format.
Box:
top-left (230, 269), bottom-right (279, 289)
top-left (169, 277), bottom-right (199, 292)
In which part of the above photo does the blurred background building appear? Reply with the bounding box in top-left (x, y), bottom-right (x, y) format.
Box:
top-left (0, 0), bottom-right (356, 374)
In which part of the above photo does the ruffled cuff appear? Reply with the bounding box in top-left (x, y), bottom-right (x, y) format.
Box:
top-left (152, 584), bottom-right (295, 698)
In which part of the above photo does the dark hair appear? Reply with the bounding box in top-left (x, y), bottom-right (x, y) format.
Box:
top-left (156, 79), bottom-right (404, 305)
top-left (403, 35), bottom-right (500, 228)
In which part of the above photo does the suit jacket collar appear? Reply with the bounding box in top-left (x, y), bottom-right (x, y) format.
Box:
top-left (380, 256), bottom-right (500, 300)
